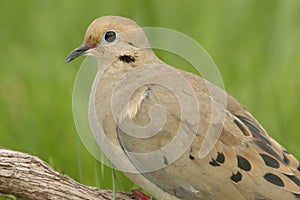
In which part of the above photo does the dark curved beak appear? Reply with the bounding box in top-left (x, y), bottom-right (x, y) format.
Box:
top-left (65, 44), bottom-right (90, 63)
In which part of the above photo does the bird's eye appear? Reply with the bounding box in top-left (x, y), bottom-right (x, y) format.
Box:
top-left (103, 30), bottom-right (118, 43)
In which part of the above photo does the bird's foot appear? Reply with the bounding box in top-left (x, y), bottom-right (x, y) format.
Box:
top-left (131, 189), bottom-right (155, 200)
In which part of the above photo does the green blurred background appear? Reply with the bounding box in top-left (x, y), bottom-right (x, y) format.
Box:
top-left (0, 0), bottom-right (299, 196)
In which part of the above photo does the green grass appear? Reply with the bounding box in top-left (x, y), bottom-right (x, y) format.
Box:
top-left (0, 0), bottom-right (300, 197)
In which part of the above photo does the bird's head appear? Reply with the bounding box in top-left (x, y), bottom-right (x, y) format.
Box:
top-left (65, 16), bottom-right (152, 64)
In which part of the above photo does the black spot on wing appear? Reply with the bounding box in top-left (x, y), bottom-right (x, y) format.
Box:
top-left (237, 155), bottom-right (251, 171)
top-left (293, 193), bottom-right (300, 199)
top-left (234, 119), bottom-right (250, 136)
top-left (284, 174), bottom-right (300, 186)
top-left (260, 153), bottom-right (280, 169)
top-left (216, 152), bottom-right (225, 163)
top-left (209, 159), bottom-right (220, 167)
top-left (231, 172), bottom-right (242, 183)
top-left (189, 154), bottom-right (195, 160)
top-left (282, 153), bottom-right (290, 165)
top-left (209, 152), bottom-right (225, 167)
top-left (235, 115), bottom-right (271, 145)
top-left (254, 140), bottom-right (283, 164)
top-left (264, 173), bottom-right (284, 187)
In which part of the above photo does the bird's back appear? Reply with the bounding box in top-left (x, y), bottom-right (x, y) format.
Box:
top-left (107, 63), bottom-right (300, 200)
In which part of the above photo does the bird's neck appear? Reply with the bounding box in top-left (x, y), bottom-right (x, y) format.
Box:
top-left (97, 48), bottom-right (162, 90)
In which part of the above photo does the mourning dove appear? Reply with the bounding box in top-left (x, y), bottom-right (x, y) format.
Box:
top-left (66, 16), bottom-right (300, 200)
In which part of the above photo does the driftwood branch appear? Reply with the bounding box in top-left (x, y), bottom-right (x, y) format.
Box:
top-left (0, 147), bottom-right (134, 200)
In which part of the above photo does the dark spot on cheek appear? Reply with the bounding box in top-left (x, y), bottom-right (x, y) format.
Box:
top-left (298, 164), bottom-right (300, 171)
top-left (189, 155), bottom-right (195, 160)
top-left (119, 55), bottom-right (135, 63)
top-left (260, 153), bottom-right (279, 169)
top-left (264, 173), bottom-right (284, 187)
top-left (128, 42), bottom-right (137, 47)
top-left (237, 155), bottom-right (251, 171)
top-left (231, 172), bottom-right (242, 183)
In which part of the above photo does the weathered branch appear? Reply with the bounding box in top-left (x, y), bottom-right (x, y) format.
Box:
top-left (0, 147), bottom-right (134, 200)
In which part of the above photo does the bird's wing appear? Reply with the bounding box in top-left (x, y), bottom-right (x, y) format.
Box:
top-left (114, 64), bottom-right (299, 200)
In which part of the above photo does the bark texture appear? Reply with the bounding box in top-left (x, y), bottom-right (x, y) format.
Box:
top-left (0, 147), bottom-right (133, 200)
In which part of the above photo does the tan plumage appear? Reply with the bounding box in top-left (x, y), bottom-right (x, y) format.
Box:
top-left (66, 16), bottom-right (300, 200)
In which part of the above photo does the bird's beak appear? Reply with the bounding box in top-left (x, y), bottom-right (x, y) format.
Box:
top-left (65, 44), bottom-right (90, 63)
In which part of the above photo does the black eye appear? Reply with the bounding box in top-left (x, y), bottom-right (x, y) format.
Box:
top-left (104, 30), bottom-right (117, 43)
